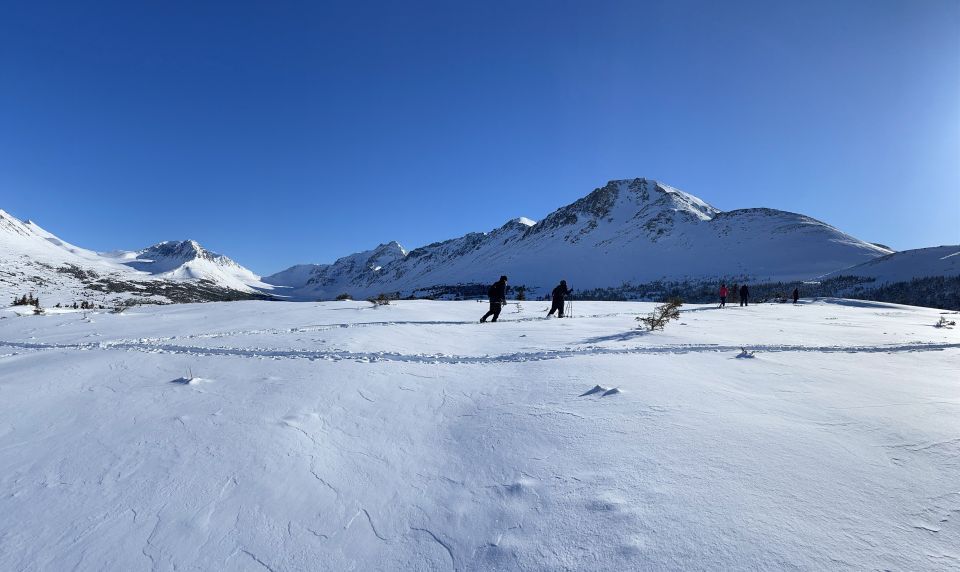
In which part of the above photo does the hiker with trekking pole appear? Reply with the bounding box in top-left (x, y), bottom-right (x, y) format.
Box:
top-left (480, 275), bottom-right (508, 323)
top-left (547, 280), bottom-right (572, 318)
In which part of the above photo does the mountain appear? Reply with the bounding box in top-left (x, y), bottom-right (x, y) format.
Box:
top-left (0, 209), bottom-right (274, 307)
top-left (107, 240), bottom-right (273, 293)
top-left (808, 245), bottom-right (960, 309)
top-left (267, 178), bottom-right (894, 300)
top-left (4, 178), bottom-right (954, 309)
top-left (820, 245), bottom-right (960, 283)
top-left (265, 242), bottom-right (407, 300)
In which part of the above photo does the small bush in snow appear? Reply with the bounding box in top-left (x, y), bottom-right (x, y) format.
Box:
top-left (335, 293), bottom-right (352, 301)
top-left (935, 316), bottom-right (956, 329)
top-left (636, 297), bottom-right (683, 331)
top-left (368, 293), bottom-right (391, 306)
top-left (112, 299), bottom-right (138, 314)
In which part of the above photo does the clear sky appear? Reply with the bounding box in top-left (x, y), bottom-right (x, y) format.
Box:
top-left (1, 0), bottom-right (957, 275)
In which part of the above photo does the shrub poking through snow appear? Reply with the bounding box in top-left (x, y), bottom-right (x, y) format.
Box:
top-left (335, 293), bottom-right (352, 301)
top-left (935, 316), bottom-right (956, 329)
top-left (636, 297), bottom-right (683, 331)
top-left (368, 293), bottom-right (392, 306)
top-left (112, 299), bottom-right (138, 314)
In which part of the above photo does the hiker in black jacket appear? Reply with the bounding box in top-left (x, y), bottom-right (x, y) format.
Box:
top-left (480, 275), bottom-right (508, 323)
top-left (547, 280), bottom-right (572, 318)
top-left (793, 287), bottom-right (800, 304)
top-left (739, 284), bottom-right (750, 307)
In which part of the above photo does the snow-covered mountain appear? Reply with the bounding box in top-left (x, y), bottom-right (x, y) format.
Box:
top-left (4, 178), bottom-right (954, 308)
top-left (805, 245), bottom-right (960, 309)
top-left (265, 242), bottom-right (407, 300)
top-left (267, 178), bottom-right (895, 300)
top-left (0, 209), bottom-right (273, 306)
top-left (107, 240), bottom-right (273, 293)
top-left (820, 245), bottom-right (960, 283)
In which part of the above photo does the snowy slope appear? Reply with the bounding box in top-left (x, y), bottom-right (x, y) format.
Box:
top-left (267, 179), bottom-right (893, 300)
top-left (821, 245), bottom-right (960, 283)
top-left (0, 209), bottom-right (273, 306)
top-left (1, 299), bottom-right (958, 570)
top-left (265, 242), bottom-right (407, 300)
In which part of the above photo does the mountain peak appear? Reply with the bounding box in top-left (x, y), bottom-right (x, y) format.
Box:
top-left (143, 240), bottom-right (217, 261)
top-left (526, 177), bottom-right (719, 239)
top-left (496, 217), bottom-right (537, 234)
top-left (131, 240), bottom-right (248, 275)
top-left (373, 241), bottom-right (407, 256)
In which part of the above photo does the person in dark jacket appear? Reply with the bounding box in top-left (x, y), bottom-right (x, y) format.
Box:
top-left (480, 275), bottom-right (508, 323)
top-left (739, 284), bottom-right (749, 307)
top-left (792, 287), bottom-right (799, 304)
top-left (547, 280), bottom-right (572, 318)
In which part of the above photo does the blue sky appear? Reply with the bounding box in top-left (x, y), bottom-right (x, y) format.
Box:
top-left (1, 0), bottom-right (957, 274)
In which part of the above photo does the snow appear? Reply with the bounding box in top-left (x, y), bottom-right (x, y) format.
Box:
top-left (1, 298), bottom-right (958, 569)
top-left (2, 177), bottom-right (920, 305)
top-left (264, 178), bottom-right (895, 300)
top-left (0, 210), bottom-right (272, 306)
top-left (821, 245), bottom-right (960, 284)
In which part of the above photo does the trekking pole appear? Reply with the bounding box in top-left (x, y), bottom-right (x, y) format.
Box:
top-left (568, 299), bottom-right (574, 318)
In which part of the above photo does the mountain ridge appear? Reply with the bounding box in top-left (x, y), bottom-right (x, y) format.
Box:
top-left (265, 178), bottom-right (896, 300)
top-left (0, 209), bottom-right (273, 305)
top-left (2, 178), bottom-right (956, 308)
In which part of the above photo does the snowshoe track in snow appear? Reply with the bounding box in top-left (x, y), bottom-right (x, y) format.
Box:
top-left (1, 339), bottom-right (957, 364)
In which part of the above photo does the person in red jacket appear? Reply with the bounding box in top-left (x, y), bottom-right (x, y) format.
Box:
top-left (719, 284), bottom-right (729, 308)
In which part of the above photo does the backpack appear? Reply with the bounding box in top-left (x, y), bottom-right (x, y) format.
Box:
top-left (488, 283), bottom-right (497, 298)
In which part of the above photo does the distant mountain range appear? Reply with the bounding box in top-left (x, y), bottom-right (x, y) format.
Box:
top-left (0, 210), bottom-right (273, 306)
top-left (2, 178), bottom-right (957, 309)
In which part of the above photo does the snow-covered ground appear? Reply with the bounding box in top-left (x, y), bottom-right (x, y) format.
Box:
top-left (1, 299), bottom-right (958, 570)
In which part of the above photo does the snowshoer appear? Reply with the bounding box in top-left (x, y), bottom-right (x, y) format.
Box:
top-left (739, 284), bottom-right (749, 307)
top-left (719, 284), bottom-right (728, 308)
top-left (480, 276), bottom-right (508, 323)
top-left (547, 280), bottom-right (572, 318)
top-left (793, 287), bottom-right (799, 304)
